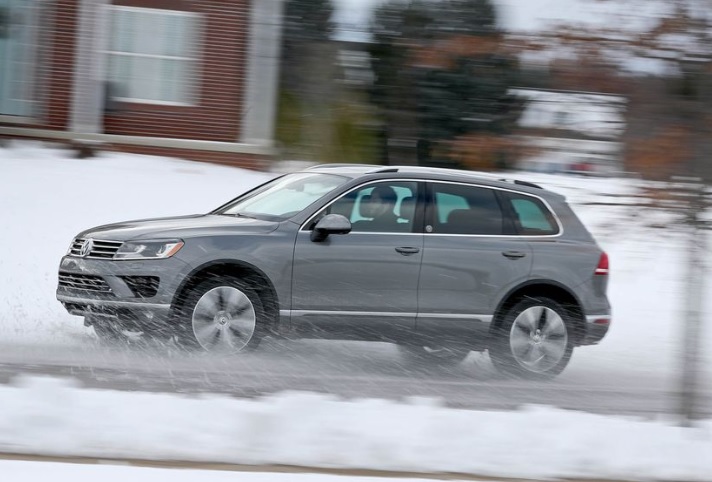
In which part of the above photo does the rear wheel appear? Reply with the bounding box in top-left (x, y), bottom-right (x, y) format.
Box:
top-left (490, 297), bottom-right (573, 379)
top-left (180, 277), bottom-right (266, 353)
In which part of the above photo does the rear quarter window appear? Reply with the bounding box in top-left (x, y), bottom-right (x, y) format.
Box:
top-left (505, 193), bottom-right (559, 236)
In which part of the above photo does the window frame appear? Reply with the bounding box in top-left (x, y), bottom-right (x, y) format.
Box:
top-left (499, 190), bottom-right (562, 236)
top-left (424, 181), bottom-right (563, 238)
top-left (104, 6), bottom-right (203, 106)
top-left (301, 179), bottom-right (425, 235)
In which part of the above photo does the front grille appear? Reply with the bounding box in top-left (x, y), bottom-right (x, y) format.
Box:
top-left (69, 238), bottom-right (123, 259)
top-left (58, 272), bottom-right (113, 293)
top-left (121, 276), bottom-right (160, 298)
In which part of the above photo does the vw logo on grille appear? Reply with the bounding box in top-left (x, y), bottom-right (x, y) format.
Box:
top-left (80, 239), bottom-right (94, 257)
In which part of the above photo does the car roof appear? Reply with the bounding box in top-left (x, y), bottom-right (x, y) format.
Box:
top-left (302, 164), bottom-right (564, 200)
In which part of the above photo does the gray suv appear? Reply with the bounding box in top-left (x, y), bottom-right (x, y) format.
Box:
top-left (57, 165), bottom-right (610, 378)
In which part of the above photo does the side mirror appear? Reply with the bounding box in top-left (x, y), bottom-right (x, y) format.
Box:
top-left (310, 214), bottom-right (352, 242)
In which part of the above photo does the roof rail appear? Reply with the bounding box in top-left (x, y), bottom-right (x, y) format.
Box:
top-left (306, 163), bottom-right (376, 170)
top-left (511, 179), bottom-right (543, 189)
top-left (308, 164), bottom-right (544, 189)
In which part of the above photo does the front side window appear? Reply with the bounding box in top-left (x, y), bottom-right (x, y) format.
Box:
top-left (318, 181), bottom-right (418, 233)
top-left (107, 7), bottom-right (201, 104)
top-left (430, 183), bottom-right (504, 235)
top-left (216, 173), bottom-right (348, 221)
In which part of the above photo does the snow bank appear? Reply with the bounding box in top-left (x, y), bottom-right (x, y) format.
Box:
top-left (0, 142), bottom-right (269, 344)
top-left (1, 375), bottom-right (711, 481)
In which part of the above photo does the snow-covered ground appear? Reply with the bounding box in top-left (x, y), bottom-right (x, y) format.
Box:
top-left (1, 141), bottom-right (712, 480)
top-left (0, 375), bottom-right (711, 481)
top-left (0, 143), bottom-right (268, 343)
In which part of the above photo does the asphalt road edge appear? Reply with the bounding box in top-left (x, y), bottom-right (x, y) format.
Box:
top-left (0, 452), bottom-right (631, 482)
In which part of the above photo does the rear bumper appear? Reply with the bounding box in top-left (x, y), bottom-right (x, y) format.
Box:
top-left (579, 315), bottom-right (611, 345)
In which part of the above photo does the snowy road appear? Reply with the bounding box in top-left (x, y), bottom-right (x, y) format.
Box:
top-left (0, 338), bottom-right (708, 418)
top-left (1, 144), bottom-right (711, 419)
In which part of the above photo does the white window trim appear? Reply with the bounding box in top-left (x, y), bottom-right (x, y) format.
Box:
top-left (104, 5), bottom-right (204, 106)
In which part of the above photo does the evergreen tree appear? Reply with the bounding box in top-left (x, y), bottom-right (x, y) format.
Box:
top-left (280, 0), bottom-right (334, 94)
top-left (369, 0), bottom-right (523, 167)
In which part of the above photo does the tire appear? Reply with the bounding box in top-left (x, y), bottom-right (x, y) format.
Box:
top-left (179, 277), bottom-right (267, 353)
top-left (398, 343), bottom-right (470, 366)
top-left (489, 297), bottom-right (573, 380)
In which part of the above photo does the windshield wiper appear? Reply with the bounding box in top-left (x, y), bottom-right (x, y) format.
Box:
top-left (230, 212), bottom-right (260, 220)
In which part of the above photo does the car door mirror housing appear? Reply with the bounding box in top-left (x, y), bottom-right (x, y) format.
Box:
top-left (311, 214), bottom-right (352, 242)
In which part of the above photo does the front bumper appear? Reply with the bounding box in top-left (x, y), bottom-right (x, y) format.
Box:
top-left (56, 255), bottom-right (188, 320)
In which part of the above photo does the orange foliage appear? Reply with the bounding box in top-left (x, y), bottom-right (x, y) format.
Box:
top-left (447, 133), bottom-right (520, 170)
top-left (410, 34), bottom-right (503, 69)
top-left (627, 126), bottom-right (692, 179)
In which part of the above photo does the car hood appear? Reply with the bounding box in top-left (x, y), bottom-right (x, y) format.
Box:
top-left (78, 214), bottom-right (279, 241)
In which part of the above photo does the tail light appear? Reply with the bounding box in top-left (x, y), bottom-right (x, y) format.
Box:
top-left (594, 252), bottom-right (609, 275)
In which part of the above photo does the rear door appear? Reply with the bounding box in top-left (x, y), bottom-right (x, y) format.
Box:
top-left (416, 182), bottom-right (532, 343)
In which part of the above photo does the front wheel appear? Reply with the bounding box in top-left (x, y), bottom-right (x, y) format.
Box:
top-left (489, 297), bottom-right (573, 379)
top-left (180, 277), bottom-right (266, 353)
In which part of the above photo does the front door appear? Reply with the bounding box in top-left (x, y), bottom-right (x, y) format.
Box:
top-left (0, 0), bottom-right (37, 117)
top-left (291, 180), bottom-right (423, 340)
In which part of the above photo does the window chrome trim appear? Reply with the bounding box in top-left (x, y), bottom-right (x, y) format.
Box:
top-left (427, 180), bottom-right (564, 238)
top-left (299, 177), bottom-right (564, 238)
top-left (299, 178), bottom-right (423, 233)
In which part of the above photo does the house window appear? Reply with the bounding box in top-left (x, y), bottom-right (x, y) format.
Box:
top-left (106, 7), bottom-right (201, 105)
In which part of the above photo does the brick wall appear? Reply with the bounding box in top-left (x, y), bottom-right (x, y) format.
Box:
top-left (103, 0), bottom-right (251, 142)
top-left (0, 0), bottom-right (271, 170)
top-left (43, 0), bottom-right (80, 130)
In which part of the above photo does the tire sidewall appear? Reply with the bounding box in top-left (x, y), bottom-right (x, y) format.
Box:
top-left (490, 297), bottom-right (573, 380)
top-left (180, 277), bottom-right (267, 353)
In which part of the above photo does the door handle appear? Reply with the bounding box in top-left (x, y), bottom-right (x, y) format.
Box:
top-left (395, 246), bottom-right (420, 255)
top-left (502, 250), bottom-right (526, 260)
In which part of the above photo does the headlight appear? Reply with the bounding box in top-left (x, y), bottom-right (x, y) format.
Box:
top-left (114, 239), bottom-right (184, 260)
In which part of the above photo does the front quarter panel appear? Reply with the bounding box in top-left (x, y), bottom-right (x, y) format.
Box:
top-left (171, 222), bottom-right (300, 311)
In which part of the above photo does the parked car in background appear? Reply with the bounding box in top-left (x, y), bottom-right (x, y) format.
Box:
top-left (57, 164), bottom-right (610, 379)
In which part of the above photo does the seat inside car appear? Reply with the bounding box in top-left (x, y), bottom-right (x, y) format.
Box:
top-left (443, 208), bottom-right (501, 235)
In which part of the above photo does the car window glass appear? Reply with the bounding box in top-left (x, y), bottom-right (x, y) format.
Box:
top-left (323, 181), bottom-right (418, 233)
top-left (218, 173), bottom-right (347, 221)
top-left (508, 195), bottom-right (558, 235)
top-left (431, 184), bottom-right (503, 235)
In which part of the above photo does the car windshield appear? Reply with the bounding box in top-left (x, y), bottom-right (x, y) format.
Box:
top-left (215, 172), bottom-right (348, 221)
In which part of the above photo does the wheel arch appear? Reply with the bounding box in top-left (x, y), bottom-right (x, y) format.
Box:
top-left (170, 260), bottom-right (280, 330)
top-left (491, 280), bottom-right (586, 345)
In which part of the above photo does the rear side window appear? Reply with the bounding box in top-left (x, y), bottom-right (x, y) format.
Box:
top-left (430, 183), bottom-right (504, 235)
top-left (504, 193), bottom-right (559, 236)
